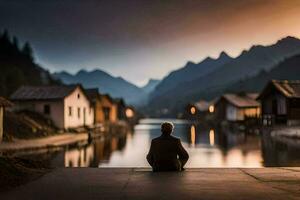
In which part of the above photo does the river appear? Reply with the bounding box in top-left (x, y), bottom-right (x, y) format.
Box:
top-left (16, 118), bottom-right (300, 168)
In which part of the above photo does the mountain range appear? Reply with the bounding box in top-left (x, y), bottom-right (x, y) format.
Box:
top-left (147, 36), bottom-right (300, 116)
top-left (53, 69), bottom-right (150, 105)
top-left (2, 30), bottom-right (300, 116)
top-left (226, 54), bottom-right (300, 93)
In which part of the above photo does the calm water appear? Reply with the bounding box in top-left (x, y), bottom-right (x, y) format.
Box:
top-left (15, 118), bottom-right (300, 168)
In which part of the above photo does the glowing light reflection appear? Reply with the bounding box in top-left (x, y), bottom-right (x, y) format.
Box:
top-left (209, 129), bottom-right (215, 146)
top-left (190, 125), bottom-right (196, 147)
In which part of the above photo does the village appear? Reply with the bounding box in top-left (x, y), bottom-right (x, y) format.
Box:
top-left (1, 79), bottom-right (300, 148)
top-left (0, 84), bottom-right (138, 150)
top-left (184, 80), bottom-right (300, 134)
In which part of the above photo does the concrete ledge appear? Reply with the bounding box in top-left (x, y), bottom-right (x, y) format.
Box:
top-left (1, 168), bottom-right (300, 199)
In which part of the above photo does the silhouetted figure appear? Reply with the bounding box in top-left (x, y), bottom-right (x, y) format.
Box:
top-left (147, 122), bottom-right (189, 172)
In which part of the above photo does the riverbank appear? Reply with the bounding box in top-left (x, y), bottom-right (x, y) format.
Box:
top-left (0, 133), bottom-right (90, 154)
top-left (1, 168), bottom-right (300, 199)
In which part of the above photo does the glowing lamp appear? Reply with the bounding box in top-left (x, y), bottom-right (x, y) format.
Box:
top-left (125, 108), bottom-right (134, 118)
top-left (190, 106), bottom-right (196, 115)
top-left (209, 105), bottom-right (214, 113)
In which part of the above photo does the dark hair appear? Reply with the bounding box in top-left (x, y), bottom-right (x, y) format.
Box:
top-left (161, 122), bottom-right (174, 134)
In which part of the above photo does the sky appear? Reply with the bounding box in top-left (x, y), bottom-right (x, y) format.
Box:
top-left (1, 0), bottom-right (300, 87)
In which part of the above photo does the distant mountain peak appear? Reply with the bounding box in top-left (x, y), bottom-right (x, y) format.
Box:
top-left (53, 69), bottom-right (145, 105)
top-left (279, 36), bottom-right (300, 42)
top-left (185, 61), bottom-right (196, 67)
top-left (76, 69), bottom-right (88, 75)
top-left (142, 79), bottom-right (160, 94)
top-left (218, 51), bottom-right (231, 59)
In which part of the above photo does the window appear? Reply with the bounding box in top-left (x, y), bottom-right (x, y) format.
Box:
top-left (103, 107), bottom-right (110, 121)
top-left (77, 93), bottom-right (80, 99)
top-left (68, 106), bottom-right (72, 116)
top-left (78, 107), bottom-right (81, 118)
top-left (44, 104), bottom-right (50, 114)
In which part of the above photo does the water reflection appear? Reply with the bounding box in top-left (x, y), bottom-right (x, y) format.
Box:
top-left (209, 129), bottom-right (215, 146)
top-left (190, 125), bottom-right (196, 147)
top-left (261, 130), bottom-right (300, 167)
top-left (33, 119), bottom-right (300, 168)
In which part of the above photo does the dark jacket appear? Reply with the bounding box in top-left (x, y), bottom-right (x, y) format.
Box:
top-left (146, 134), bottom-right (189, 172)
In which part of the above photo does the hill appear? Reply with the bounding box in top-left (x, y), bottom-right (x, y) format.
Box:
top-left (141, 79), bottom-right (160, 94)
top-left (0, 31), bottom-right (60, 97)
top-left (226, 54), bottom-right (300, 93)
top-left (147, 36), bottom-right (300, 116)
top-left (151, 51), bottom-right (232, 98)
top-left (53, 69), bottom-right (146, 105)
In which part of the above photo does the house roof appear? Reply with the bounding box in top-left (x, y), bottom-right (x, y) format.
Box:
top-left (221, 93), bottom-right (260, 108)
top-left (113, 98), bottom-right (126, 106)
top-left (10, 85), bottom-right (81, 101)
top-left (194, 100), bottom-right (210, 111)
top-left (257, 80), bottom-right (300, 100)
top-left (271, 80), bottom-right (300, 98)
top-left (0, 96), bottom-right (13, 107)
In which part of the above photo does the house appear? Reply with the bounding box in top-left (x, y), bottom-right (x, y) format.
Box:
top-left (0, 97), bottom-right (12, 142)
top-left (85, 89), bottom-right (118, 124)
top-left (214, 93), bottom-right (260, 122)
top-left (257, 80), bottom-right (300, 126)
top-left (114, 98), bottom-right (127, 120)
top-left (185, 100), bottom-right (215, 120)
top-left (10, 85), bottom-right (94, 129)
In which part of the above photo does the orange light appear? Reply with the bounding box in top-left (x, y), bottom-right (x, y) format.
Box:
top-left (190, 106), bottom-right (196, 115)
top-left (190, 125), bottom-right (196, 147)
top-left (209, 105), bottom-right (214, 113)
top-left (209, 129), bottom-right (215, 146)
top-left (125, 108), bottom-right (134, 118)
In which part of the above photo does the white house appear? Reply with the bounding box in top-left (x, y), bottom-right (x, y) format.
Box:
top-left (0, 97), bottom-right (12, 142)
top-left (10, 85), bottom-right (94, 129)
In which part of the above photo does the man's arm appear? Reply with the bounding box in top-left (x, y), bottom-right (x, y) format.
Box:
top-left (146, 140), bottom-right (154, 167)
top-left (177, 139), bottom-right (189, 168)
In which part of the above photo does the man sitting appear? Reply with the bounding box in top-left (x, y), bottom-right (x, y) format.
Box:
top-left (146, 122), bottom-right (189, 172)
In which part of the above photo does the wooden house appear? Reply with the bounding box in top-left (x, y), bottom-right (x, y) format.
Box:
top-left (10, 85), bottom-right (94, 129)
top-left (0, 97), bottom-right (12, 142)
top-left (114, 98), bottom-right (127, 120)
top-left (185, 100), bottom-right (215, 120)
top-left (85, 89), bottom-right (118, 124)
top-left (257, 80), bottom-right (300, 126)
top-left (214, 93), bottom-right (260, 122)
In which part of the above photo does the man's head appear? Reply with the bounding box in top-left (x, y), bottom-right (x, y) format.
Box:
top-left (161, 122), bottom-right (174, 135)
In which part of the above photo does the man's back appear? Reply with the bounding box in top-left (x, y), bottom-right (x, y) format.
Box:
top-left (147, 134), bottom-right (189, 172)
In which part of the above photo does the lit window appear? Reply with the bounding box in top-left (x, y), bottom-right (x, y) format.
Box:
top-left (209, 105), bottom-right (214, 113)
top-left (125, 108), bottom-right (134, 118)
top-left (78, 107), bottom-right (81, 118)
top-left (190, 106), bottom-right (196, 115)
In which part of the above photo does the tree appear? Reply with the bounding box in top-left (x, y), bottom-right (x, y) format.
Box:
top-left (12, 36), bottom-right (19, 50)
top-left (22, 42), bottom-right (34, 61)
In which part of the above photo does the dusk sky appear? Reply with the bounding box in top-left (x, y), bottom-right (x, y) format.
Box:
top-left (1, 0), bottom-right (300, 86)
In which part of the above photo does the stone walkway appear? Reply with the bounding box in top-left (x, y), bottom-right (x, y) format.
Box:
top-left (1, 168), bottom-right (300, 199)
top-left (0, 133), bottom-right (88, 153)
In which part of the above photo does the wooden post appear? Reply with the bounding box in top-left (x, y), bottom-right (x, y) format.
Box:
top-left (0, 106), bottom-right (3, 142)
